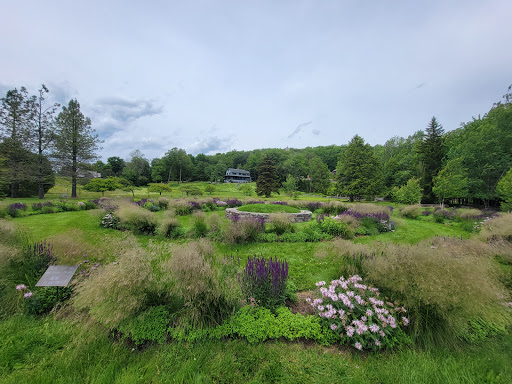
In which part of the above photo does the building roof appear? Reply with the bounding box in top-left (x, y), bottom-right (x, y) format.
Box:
top-left (226, 168), bottom-right (250, 174)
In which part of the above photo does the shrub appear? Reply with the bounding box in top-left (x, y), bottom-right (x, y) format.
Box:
top-left (307, 275), bottom-right (410, 351)
top-left (318, 216), bottom-right (350, 237)
top-left (269, 213), bottom-right (294, 235)
top-left (238, 255), bottom-right (288, 310)
top-left (116, 204), bottom-right (157, 235)
top-left (118, 305), bottom-right (170, 346)
top-left (163, 240), bottom-right (240, 327)
top-left (143, 201), bottom-right (160, 212)
top-left (201, 198), bottom-right (217, 212)
top-left (399, 204), bottom-right (422, 219)
top-left (255, 232), bottom-right (279, 243)
top-left (225, 198), bottom-right (243, 208)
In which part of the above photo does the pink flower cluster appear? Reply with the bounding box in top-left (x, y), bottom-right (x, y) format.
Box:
top-left (307, 275), bottom-right (408, 351)
top-left (16, 284), bottom-right (33, 298)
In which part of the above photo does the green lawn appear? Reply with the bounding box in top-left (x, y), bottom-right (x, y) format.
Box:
top-left (238, 203), bottom-right (301, 213)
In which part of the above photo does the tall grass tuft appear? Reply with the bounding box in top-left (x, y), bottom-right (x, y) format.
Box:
top-left (365, 238), bottom-right (510, 347)
top-left (223, 217), bottom-right (265, 244)
top-left (116, 203), bottom-right (157, 235)
top-left (163, 240), bottom-right (240, 327)
top-left (269, 213), bottom-right (294, 235)
top-left (74, 239), bottom-right (159, 328)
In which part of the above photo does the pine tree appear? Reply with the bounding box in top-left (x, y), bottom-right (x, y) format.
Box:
top-left (54, 99), bottom-right (100, 197)
top-left (256, 154), bottom-right (280, 197)
top-left (336, 135), bottom-right (380, 201)
top-left (0, 87), bottom-right (35, 197)
top-left (418, 117), bottom-right (445, 203)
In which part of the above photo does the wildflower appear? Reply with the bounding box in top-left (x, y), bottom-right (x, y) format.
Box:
top-left (369, 324), bottom-right (380, 333)
top-left (379, 330), bottom-right (385, 337)
top-left (402, 317), bottom-right (409, 326)
top-left (317, 305), bottom-right (324, 311)
top-left (316, 281), bottom-right (326, 287)
top-left (375, 340), bottom-right (381, 347)
top-left (354, 342), bottom-right (363, 350)
top-left (366, 309), bottom-right (373, 317)
top-left (346, 326), bottom-right (355, 337)
top-left (331, 323), bottom-right (338, 331)
top-left (16, 284), bottom-right (27, 291)
top-left (24, 292), bottom-right (33, 298)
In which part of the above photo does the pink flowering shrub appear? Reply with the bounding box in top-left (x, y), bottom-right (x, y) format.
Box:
top-left (307, 275), bottom-right (410, 351)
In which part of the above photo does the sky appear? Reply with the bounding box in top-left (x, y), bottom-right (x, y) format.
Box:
top-left (1, 0), bottom-right (511, 161)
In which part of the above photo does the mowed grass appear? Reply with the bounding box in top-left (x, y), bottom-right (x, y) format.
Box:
top-left (1, 314), bottom-right (511, 384)
top-left (238, 203), bottom-right (301, 213)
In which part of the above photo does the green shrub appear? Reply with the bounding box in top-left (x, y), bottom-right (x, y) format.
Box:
top-left (318, 217), bottom-right (350, 237)
top-left (118, 305), bottom-right (170, 346)
top-left (256, 232), bottom-right (278, 243)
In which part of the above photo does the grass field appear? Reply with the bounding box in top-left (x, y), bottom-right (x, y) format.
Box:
top-left (1, 182), bottom-right (511, 383)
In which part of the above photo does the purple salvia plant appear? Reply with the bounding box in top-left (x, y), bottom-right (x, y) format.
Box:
top-left (239, 255), bottom-right (288, 310)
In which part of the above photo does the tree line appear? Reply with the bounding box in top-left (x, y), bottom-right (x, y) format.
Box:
top-left (1, 85), bottom-right (511, 208)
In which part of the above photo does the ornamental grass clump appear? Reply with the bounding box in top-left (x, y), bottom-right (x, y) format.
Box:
top-left (269, 213), bottom-right (294, 235)
top-left (307, 275), bottom-right (409, 351)
top-left (163, 240), bottom-right (240, 327)
top-left (223, 216), bottom-right (265, 244)
top-left (116, 204), bottom-right (157, 235)
top-left (238, 255), bottom-right (288, 310)
top-left (366, 238), bottom-right (510, 346)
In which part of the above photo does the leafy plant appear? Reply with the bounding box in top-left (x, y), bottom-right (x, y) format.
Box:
top-left (118, 305), bottom-right (170, 346)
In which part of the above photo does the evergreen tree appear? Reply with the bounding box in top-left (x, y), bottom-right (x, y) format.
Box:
top-left (418, 117), bottom-right (445, 203)
top-left (336, 135), bottom-right (380, 201)
top-left (0, 87), bottom-right (35, 197)
top-left (53, 99), bottom-right (100, 198)
top-left (32, 85), bottom-right (59, 199)
top-left (256, 154), bottom-right (280, 197)
top-left (309, 157), bottom-right (331, 194)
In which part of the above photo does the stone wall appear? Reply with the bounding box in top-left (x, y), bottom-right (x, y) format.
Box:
top-left (225, 207), bottom-right (312, 223)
